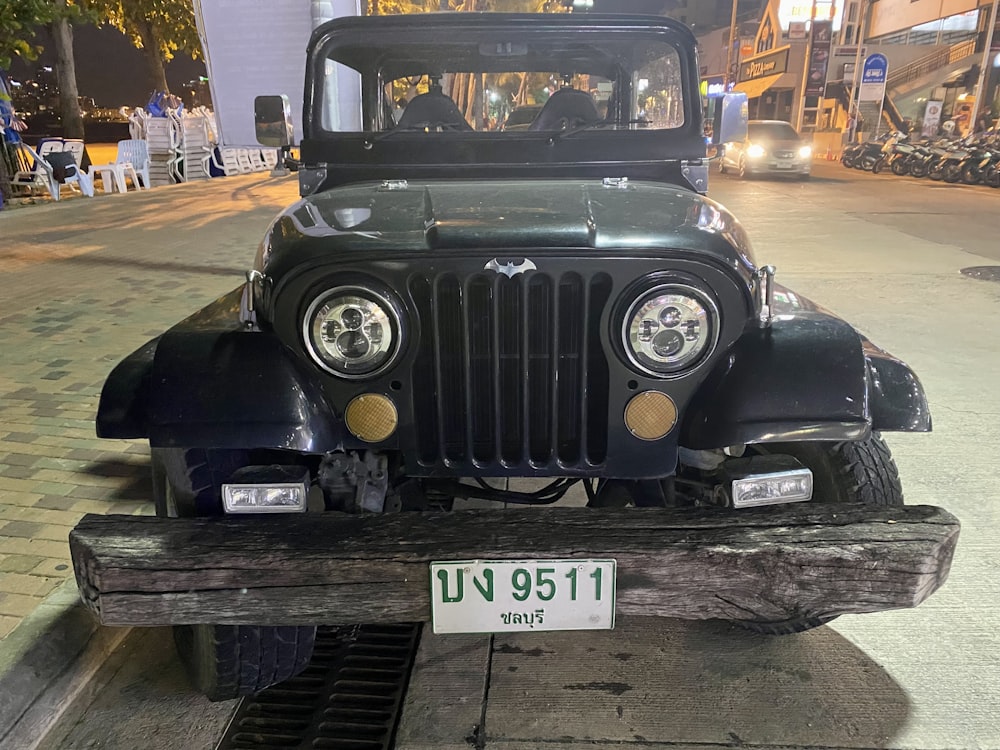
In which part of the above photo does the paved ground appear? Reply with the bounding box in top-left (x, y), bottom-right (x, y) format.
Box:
top-left (2, 161), bottom-right (999, 749)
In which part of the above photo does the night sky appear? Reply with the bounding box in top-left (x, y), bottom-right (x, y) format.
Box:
top-left (7, 24), bottom-right (206, 108)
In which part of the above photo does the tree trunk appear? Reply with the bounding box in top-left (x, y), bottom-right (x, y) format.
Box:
top-left (48, 12), bottom-right (85, 140)
top-left (135, 16), bottom-right (169, 94)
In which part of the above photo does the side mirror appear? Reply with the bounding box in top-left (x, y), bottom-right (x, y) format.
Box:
top-left (713, 92), bottom-right (748, 146)
top-left (254, 95), bottom-right (294, 148)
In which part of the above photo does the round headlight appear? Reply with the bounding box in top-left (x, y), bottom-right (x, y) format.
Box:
top-left (622, 285), bottom-right (718, 377)
top-left (303, 287), bottom-right (400, 378)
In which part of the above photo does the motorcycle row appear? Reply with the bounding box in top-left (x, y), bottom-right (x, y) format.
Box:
top-left (841, 131), bottom-right (1000, 186)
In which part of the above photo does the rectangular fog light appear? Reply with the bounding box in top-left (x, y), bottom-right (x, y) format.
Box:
top-left (731, 469), bottom-right (813, 509)
top-left (222, 465), bottom-right (309, 514)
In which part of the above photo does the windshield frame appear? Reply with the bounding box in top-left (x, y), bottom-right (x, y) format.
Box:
top-left (305, 13), bottom-right (699, 139)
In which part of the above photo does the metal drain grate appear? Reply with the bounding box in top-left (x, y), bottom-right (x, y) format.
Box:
top-left (216, 624), bottom-right (422, 750)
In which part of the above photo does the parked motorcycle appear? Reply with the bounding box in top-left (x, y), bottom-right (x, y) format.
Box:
top-left (872, 133), bottom-right (913, 175)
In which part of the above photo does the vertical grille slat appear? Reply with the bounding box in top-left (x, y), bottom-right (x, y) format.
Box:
top-left (549, 278), bottom-right (561, 462)
top-left (415, 264), bottom-right (607, 470)
top-left (557, 274), bottom-right (583, 464)
top-left (492, 275), bottom-right (503, 464)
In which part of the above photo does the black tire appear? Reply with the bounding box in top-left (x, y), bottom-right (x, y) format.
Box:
top-left (733, 433), bottom-right (904, 636)
top-left (910, 160), bottom-right (928, 178)
top-left (738, 156), bottom-right (749, 178)
top-left (151, 447), bottom-right (317, 701)
top-left (872, 156), bottom-right (886, 174)
top-left (891, 158), bottom-right (908, 176)
top-left (960, 162), bottom-right (981, 185)
top-left (718, 156), bottom-right (727, 174)
top-left (942, 163), bottom-right (962, 183)
top-left (173, 623), bottom-right (316, 702)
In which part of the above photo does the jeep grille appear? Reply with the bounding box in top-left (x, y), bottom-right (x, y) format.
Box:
top-left (408, 271), bottom-right (612, 469)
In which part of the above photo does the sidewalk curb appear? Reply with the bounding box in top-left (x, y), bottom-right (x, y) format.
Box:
top-left (0, 578), bottom-right (132, 750)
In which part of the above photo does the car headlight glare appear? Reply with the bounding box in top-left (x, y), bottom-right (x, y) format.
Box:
top-left (798, 145), bottom-right (812, 159)
top-left (623, 285), bottom-right (718, 376)
top-left (303, 287), bottom-right (400, 378)
top-left (746, 144), bottom-right (766, 158)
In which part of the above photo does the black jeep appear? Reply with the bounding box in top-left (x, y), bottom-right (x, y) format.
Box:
top-left (71, 12), bottom-right (958, 701)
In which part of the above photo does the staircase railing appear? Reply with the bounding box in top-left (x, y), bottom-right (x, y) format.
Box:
top-left (886, 38), bottom-right (976, 90)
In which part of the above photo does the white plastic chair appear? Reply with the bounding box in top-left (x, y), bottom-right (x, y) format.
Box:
top-left (248, 149), bottom-right (267, 171)
top-left (262, 149), bottom-right (279, 170)
top-left (62, 139), bottom-right (86, 167)
top-left (212, 147), bottom-right (242, 176)
top-left (88, 139), bottom-right (149, 192)
top-left (236, 149), bottom-right (254, 174)
top-left (11, 142), bottom-right (93, 200)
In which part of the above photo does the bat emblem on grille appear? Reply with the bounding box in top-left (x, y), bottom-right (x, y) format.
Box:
top-left (484, 258), bottom-right (537, 278)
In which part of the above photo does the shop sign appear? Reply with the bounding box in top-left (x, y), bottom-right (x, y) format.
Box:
top-left (739, 46), bottom-right (790, 82)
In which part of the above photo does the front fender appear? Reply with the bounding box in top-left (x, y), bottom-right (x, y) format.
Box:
top-left (681, 310), bottom-right (930, 449)
top-left (97, 289), bottom-right (342, 452)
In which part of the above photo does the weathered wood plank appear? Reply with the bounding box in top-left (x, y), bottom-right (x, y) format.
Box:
top-left (69, 504), bottom-right (959, 627)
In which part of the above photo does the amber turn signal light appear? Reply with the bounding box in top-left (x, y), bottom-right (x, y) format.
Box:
top-left (345, 394), bottom-right (398, 443)
top-left (624, 391), bottom-right (677, 441)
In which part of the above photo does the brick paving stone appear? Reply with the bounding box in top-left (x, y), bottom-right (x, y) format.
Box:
top-left (0, 573), bottom-right (61, 597)
top-left (33, 495), bottom-right (81, 510)
top-left (0, 537), bottom-right (71, 559)
top-left (2, 432), bottom-right (38, 443)
top-left (0, 521), bottom-right (45, 538)
top-left (30, 558), bottom-right (71, 577)
top-left (63, 484), bottom-right (115, 500)
top-left (2, 453), bottom-right (41, 467)
top-left (0, 506), bottom-right (83, 526)
top-left (0, 555), bottom-right (44, 574)
top-left (0, 592), bottom-right (44, 617)
top-left (0, 465), bottom-right (37, 479)
top-left (0, 615), bottom-right (20, 639)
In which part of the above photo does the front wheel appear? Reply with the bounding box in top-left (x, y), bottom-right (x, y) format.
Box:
top-left (891, 157), bottom-right (909, 176)
top-left (151, 447), bottom-right (318, 701)
top-left (738, 157), bottom-right (750, 178)
top-left (732, 433), bottom-right (903, 635)
top-left (872, 156), bottom-right (887, 174)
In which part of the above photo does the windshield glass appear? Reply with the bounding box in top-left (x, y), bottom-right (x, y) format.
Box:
top-left (317, 33), bottom-right (685, 134)
top-left (748, 122), bottom-right (800, 142)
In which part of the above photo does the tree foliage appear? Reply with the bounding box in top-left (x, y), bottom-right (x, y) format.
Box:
top-left (89, 0), bottom-right (201, 62)
top-left (370, 0), bottom-right (564, 14)
top-left (84, 0), bottom-right (200, 93)
top-left (0, 0), bottom-right (58, 68)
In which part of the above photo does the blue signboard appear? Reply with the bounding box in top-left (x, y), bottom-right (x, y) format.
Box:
top-left (859, 53), bottom-right (888, 101)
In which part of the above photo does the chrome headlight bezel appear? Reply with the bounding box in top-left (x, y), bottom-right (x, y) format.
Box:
top-left (301, 284), bottom-right (404, 379)
top-left (620, 283), bottom-right (720, 378)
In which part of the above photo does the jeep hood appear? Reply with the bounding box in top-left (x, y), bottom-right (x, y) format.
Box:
top-left (258, 180), bottom-right (757, 283)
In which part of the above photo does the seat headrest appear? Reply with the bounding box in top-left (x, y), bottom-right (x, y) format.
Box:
top-left (528, 88), bottom-right (602, 132)
top-left (396, 90), bottom-right (473, 131)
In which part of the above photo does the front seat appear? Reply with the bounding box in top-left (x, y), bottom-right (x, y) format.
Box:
top-left (396, 87), bottom-right (473, 131)
top-left (528, 88), bottom-right (601, 131)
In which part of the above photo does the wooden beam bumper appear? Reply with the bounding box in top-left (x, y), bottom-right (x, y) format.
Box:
top-left (69, 504), bottom-right (959, 628)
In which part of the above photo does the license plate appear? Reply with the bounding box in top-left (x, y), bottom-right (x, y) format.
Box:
top-left (429, 559), bottom-right (616, 634)
top-left (775, 163), bottom-right (793, 169)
